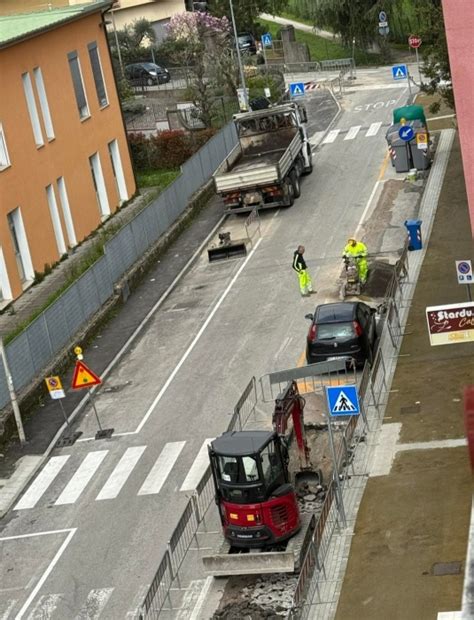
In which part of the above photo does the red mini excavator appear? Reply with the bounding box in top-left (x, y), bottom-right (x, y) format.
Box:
top-left (208, 380), bottom-right (317, 549)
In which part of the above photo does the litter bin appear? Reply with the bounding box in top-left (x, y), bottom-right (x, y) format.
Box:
top-left (389, 136), bottom-right (412, 173)
top-left (409, 121), bottom-right (431, 171)
top-left (404, 219), bottom-right (422, 251)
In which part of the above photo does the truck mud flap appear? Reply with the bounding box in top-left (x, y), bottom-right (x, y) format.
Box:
top-left (202, 549), bottom-right (296, 576)
top-left (207, 241), bottom-right (248, 262)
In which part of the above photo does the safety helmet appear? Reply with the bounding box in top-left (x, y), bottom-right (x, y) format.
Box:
top-left (347, 237), bottom-right (356, 244)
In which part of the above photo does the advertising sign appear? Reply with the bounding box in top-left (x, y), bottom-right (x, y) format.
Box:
top-left (426, 302), bottom-right (474, 346)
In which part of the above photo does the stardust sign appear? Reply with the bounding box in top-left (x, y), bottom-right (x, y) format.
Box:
top-left (426, 301), bottom-right (474, 346)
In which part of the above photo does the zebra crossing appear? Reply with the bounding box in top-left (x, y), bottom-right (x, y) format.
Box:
top-left (13, 438), bottom-right (213, 512)
top-left (0, 586), bottom-right (133, 619)
top-left (320, 121), bottom-right (386, 145)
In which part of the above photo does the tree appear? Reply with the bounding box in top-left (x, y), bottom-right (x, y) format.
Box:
top-left (165, 12), bottom-right (235, 127)
top-left (207, 0), bottom-right (289, 33)
top-left (108, 18), bottom-right (156, 65)
top-left (412, 0), bottom-right (453, 112)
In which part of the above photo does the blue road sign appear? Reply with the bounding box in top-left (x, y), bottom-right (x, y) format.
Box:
top-left (325, 385), bottom-right (360, 417)
top-left (399, 125), bottom-right (414, 141)
top-left (392, 64), bottom-right (408, 80)
top-left (379, 10), bottom-right (387, 22)
top-left (261, 33), bottom-right (272, 47)
top-left (289, 82), bottom-right (305, 98)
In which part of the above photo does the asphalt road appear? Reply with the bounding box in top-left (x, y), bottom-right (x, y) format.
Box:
top-left (0, 68), bottom-right (411, 619)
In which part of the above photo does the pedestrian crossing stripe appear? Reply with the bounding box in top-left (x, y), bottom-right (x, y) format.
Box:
top-left (325, 385), bottom-right (360, 416)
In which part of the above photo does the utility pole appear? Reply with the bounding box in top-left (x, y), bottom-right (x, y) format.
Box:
top-left (0, 338), bottom-right (25, 445)
top-left (229, 0), bottom-right (248, 111)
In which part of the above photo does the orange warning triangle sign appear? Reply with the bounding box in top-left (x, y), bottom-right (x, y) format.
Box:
top-left (71, 360), bottom-right (102, 389)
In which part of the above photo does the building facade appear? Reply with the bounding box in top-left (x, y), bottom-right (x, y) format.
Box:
top-left (0, 2), bottom-right (136, 303)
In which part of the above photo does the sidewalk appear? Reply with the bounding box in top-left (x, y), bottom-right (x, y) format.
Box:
top-left (334, 134), bottom-right (473, 619)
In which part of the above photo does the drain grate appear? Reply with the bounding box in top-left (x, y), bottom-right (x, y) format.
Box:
top-left (432, 561), bottom-right (462, 576)
top-left (400, 404), bottom-right (421, 414)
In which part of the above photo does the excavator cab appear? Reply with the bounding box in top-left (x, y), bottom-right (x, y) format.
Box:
top-left (209, 430), bottom-right (301, 548)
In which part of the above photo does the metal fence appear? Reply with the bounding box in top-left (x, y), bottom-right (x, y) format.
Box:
top-left (0, 122), bottom-right (239, 414)
top-left (137, 237), bottom-right (411, 620)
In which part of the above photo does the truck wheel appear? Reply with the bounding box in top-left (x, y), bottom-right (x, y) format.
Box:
top-left (290, 171), bottom-right (301, 198)
top-left (303, 145), bottom-right (313, 175)
top-left (285, 179), bottom-right (295, 207)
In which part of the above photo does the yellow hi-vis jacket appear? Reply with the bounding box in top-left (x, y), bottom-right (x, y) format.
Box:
top-left (343, 241), bottom-right (367, 259)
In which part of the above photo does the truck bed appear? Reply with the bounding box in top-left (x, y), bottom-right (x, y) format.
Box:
top-left (214, 129), bottom-right (302, 194)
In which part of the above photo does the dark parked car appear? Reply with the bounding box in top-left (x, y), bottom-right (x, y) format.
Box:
top-left (237, 32), bottom-right (257, 54)
top-left (305, 302), bottom-right (377, 367)
top-left (125, 62), bottom-right (170, 86)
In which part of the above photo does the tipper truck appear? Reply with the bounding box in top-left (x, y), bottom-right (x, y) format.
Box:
top-left (213, 102), bottom-right (313, 213)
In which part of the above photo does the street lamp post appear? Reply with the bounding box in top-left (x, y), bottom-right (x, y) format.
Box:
top-left (229, 0), bottom-right (248, 111)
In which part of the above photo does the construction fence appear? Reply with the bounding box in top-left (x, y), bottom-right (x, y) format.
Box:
top-left (137, 239), bottom-right (411, 620)
top-left (0, 122), bottom-right (238, 416)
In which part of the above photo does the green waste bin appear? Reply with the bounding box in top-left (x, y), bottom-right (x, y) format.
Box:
top-left (393, 105), bottom-right (426, 126)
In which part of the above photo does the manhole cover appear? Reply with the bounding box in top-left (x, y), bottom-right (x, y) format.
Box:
top-left (432, 561), bottom-right (462, 576)
top-left (400, 404), bottom-right (421, 414)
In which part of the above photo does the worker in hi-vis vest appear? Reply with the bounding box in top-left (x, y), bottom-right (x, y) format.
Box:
top-left (292, 246), bottom-right (316, 297)
top-left (343, 238), bottom-right (368, 284)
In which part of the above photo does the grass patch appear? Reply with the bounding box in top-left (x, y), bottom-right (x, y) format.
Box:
top-left (137, 168), bottom-right (180, 189)
top-left (258, 18), bottom-right (382, 66)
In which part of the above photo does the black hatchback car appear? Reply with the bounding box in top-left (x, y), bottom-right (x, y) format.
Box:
top-left (125, 62), bottom-right (170, 86)
top-left (305, 302), bottom-right (377, 367)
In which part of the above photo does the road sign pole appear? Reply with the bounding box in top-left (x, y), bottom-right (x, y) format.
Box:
top-left (407, 66), bottom-right (412, 98)
top-left (415, 47), bottom-right (422, 85)
top-left (88, 389), bottom-right (103, 432)
top-left (58, 399), bottom-right (70, 427)
top-left (0, 338), bottom-right (26, 445)
top-left (467, 285), bottom-right (473, 303)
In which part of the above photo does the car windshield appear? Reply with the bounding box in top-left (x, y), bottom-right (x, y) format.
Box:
top-left (238, 35), bottom-right (252, 44)
top-left (317, 322), bottom-right (355, 340)
top-left (142, 63), bottom-right (161, 71)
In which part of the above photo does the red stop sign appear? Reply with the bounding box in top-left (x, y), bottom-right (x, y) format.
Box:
top-left (408, 35), bottom-right (422, 49)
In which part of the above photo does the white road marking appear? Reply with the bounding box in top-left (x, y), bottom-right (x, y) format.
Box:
top-left (0, 456), bottom-right (42, 515)
top-left (344, 125), bottom-right (361, 140)
top-left (13, 528), bottom-right (77, 619)
top-left (14, 456), bottom-right (70, 511)
top-left (26, 594), bottom-right (61, 619)
top-left (180, 439), bottom-right (215, 492)
top-left (322, 129), bottom-right (340, 144)
top-left (177, 580), bottom-right (207, 620)
top-left (75, 588), bottom-right (114, 620)
top-left (353, 180), bottom-right (383, 239)
top-left (96, 447), bottom-right (146, 501)
top-left (309, 130), bottom-right (325, 146)
top-left (55, 452), bottom-right (108, 505)
top-left (370, 423), bottom-right (402, 477)
top-left (189, 576), bottom-right (213, 620)
top-left (0, 600), bottom-right (17, 619)
top-left (365, 121), bottom-right (382, 137)
top-left (138, 442), bottom-right (185, 496)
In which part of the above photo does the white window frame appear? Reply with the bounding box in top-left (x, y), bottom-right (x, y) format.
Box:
top-left (0, 123), bottom-right (11, 170)
top-left (0, 247), bottom-right (13, 302)
top-left (88, 41), bottom-right (108, 108)
top-left (33, 67), bottom-right (55, 140)
top-left (22, 72), bottom-right (44, 147)
top-left (7, 207), bottom-right (34, 284)
top-left (46, 184), bottom-right (67, 256)
top-left (108, 139), bottom-right (128, 203)
top-left (89, 152), bottom-right (110, 218)
top-left (57, 177), bottom-right (77, 247)
top-left (68, 51), bottom-right (90, 120)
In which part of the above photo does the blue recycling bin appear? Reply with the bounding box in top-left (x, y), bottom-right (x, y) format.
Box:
top-left (404, 219), bottom-right (422, 251)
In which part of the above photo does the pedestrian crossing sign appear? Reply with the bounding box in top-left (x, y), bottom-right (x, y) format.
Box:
top-left (325, 385), bottom-right (360, 416)
top-left (391, 64), bottom-right (408, 80)
top-left (261, 33), bottom-right (272, 47)
top-left (289, 82), bottom-right (305, 98)
top-left (72, 360), bottom-right (102, 389)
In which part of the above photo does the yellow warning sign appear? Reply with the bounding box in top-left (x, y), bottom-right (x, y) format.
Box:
top-left (45, 376), bottom-right (66, 399)
top-left (71, 361), bottom-right (102, 389)
top-left (416, 132), bottom-right (428, 150)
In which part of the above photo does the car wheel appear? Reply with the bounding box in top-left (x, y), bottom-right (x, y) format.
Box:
top-left (290, 170), bottom-right (301, 198)
top-left (284, 179), bottom-right (295, 207)
top-left (146, 77), bottom-right (154, 86)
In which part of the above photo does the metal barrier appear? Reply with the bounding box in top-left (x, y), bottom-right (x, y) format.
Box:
top-left (0, 122), bottom-right (239, 415)
top-left (139, 240), bottom-right (411, 619)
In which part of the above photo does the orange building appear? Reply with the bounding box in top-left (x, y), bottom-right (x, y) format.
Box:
top-left (0, 1), bottom-right (136, 303)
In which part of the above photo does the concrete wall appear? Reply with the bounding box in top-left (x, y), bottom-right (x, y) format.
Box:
top-left (0, 11), bottom-right (136, 300)
top-left (442, 0), bottom-right (474, 237)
